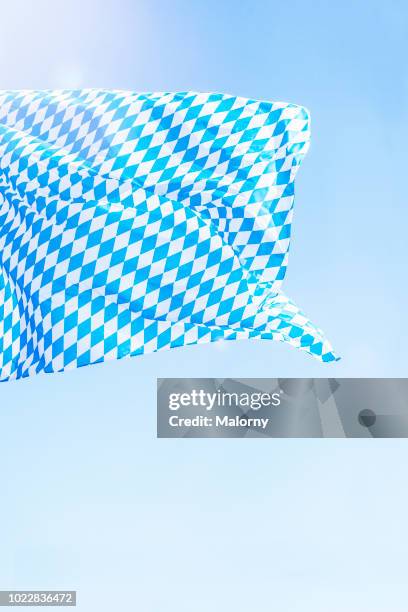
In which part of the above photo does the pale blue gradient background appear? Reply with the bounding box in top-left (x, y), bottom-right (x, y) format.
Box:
top-left (0, 1), bottom-right (407, 610)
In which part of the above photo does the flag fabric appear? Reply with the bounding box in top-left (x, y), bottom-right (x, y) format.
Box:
top-left (0, 90), bottom-right (338, 381)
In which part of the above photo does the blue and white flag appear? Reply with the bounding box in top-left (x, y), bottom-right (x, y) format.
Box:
top-left (0, 90), bottom-right (337, 381)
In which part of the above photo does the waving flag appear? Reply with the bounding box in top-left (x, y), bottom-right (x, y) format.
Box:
top-left (0, 90), bottom-right (337, 381)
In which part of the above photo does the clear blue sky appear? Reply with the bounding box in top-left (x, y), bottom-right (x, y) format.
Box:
top-left (0, 1), bottom-right (407, 610)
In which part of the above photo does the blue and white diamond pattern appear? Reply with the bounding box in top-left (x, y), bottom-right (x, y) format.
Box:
top-left (0, 90), bottom-right (337, 381)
